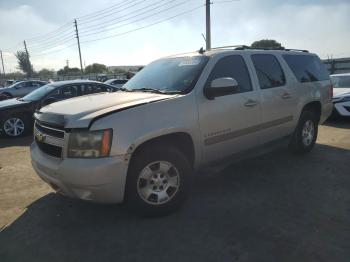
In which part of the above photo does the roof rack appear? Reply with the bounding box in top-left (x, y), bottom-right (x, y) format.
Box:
top-left (209, 45), bottom-right (309, 53)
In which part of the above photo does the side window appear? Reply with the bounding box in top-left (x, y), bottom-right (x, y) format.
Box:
top-left (113, 80), bottom-right (127, 85)
top-left (32, 82), bottom-right (41, 88)
top-left (51, 85), bottom-right (79, 99)
top-left (23, 82), bottom-right (32, 88)
top-left (81, 84), bottom-right (108, 95)
top-left (251, 54), bottom-right (286, 89)
top-left (283, 55), bottom-right (329, 83)
top-left (207, 55), bottom-right (252, 93)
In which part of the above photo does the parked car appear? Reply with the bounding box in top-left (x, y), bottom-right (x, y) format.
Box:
top-left (31, 47), bottom-right (333, 216)
top-left (104, 78), bottom-right (128, 88)
top-left (0, 80), bottom-right (113, 137)
top-left (4, 80), bottom-right (18, 87)
top-left (0, 80), bottom-right (48, 100)
top-left (330, 73), bottom-right (350, 117)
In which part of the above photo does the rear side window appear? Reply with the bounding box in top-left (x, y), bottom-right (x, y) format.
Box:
top-left (251, 54), bottom-right (286, 89)
top-left (81, 84), bottom-right (108, 95)
top-left (113, 80), bottom-right (127, 85)
top-left (207, 55), bottom-right (252, 93)
top-left (283, 55), bottom-right (329, 83)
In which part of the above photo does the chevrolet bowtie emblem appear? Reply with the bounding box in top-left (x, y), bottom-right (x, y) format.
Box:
top-left (36, 131), bottom-right (45, 142)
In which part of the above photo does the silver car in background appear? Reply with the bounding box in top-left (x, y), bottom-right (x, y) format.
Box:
top-left (0, 80), bottom-right (48, 100)
top-left (330, 73), bottom-right (350, 117)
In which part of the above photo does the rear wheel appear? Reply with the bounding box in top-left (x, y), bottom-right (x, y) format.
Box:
top-left (126, 145), bottom-right (192, 217)
top-left (289, 110), bottom-right (318, 154)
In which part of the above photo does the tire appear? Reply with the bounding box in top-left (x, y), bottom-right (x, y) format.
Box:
top-left (289, 110), bottom-right (319, 154)
top-left (2, 114), bottom-right (31, 138)
top-left (125, 145), bottom-right (192, 217)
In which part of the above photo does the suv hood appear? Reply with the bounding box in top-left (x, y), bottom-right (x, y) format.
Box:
top-left (36, 91), bottom-right (176, 128)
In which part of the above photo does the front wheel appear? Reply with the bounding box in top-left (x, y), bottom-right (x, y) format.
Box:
top-left (289, 110), bottom-right (318, 154)
top-left (125, 145), bottom-right (192, 217)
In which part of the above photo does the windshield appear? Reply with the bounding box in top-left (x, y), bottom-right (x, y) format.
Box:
top-left (331, 75), bottom-right (350, 88)
top-left (22, 84), bottom-right (56, 101)
top-left (124, 56), bottom-right (209, 94)
top-left (5, 81), bottom-right (23, 89)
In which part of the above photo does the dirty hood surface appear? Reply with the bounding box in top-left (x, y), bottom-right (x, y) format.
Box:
top-left (36, 91), bottom-right (175, 128)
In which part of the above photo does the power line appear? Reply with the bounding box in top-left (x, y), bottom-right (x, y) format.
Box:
top-left (26, 30), bottom-right (76, 48)
top-left (79, 0), bottom-right (191, 38)
top-left (81, 4), bottom-right (204, 44)
top-left (79, 0), bottom-right (179, 34)
top-left (27, 34), bottom-right (76, 52)
top-left (77, 0), bottom-right (142, 21)
top-left (25, 21), bottom-right (73, 42)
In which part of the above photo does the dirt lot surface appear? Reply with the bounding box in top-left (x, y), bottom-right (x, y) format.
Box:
top-left (0, 119), bottom-right (349, 262)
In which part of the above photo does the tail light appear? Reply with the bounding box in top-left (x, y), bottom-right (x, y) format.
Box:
top-left (329, 83), bottom-right (333, 101)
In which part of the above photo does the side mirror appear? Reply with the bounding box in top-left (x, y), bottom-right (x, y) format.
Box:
top-left (204, 77), bottom-right (239, 100)
top-left (42, 97), bottom-right (57, 106)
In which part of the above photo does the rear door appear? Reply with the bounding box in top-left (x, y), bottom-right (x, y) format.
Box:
top-left (249, 53), bottom-right (297, 144)
top-left (197, 54), bottom-right (262, 163)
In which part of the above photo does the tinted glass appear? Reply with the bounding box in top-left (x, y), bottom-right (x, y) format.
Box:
top-left (22, 84), bottom-right (55, 101)
top-left (51, 85), bottom-right (79, 99)
top-left (113, 80), bottom-right (127, 85)
top-left (283, 55), bottom-right (329, 83)
top-left (252, 54), bottom-right (286, 89)
top-left (207, 55), bottom-right (252, 93)
top-left (81, 84), bottom-right (108, 95)
top-left (330, 75), bottom-right (350, 88)
top-left (124, 56), bottom-right (209, 93)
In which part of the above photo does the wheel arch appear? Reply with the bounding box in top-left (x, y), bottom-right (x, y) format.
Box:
top-left (301, 101), bottom-right (322, 122)
top-left (129, 132), bottom-right (196, 168)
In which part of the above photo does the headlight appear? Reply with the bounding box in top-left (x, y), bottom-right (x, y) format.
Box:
top-left (68, 129), bottom-right (112, 158)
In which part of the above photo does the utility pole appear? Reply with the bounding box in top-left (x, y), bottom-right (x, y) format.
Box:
top-left (74, 19), bottom-right (84, 76)
top-left (0, 50), bottom-right (5, 76)
top-left (66, 59), bottom-right (70, 68)
top-left (205, 0), bottom-right (211, 50)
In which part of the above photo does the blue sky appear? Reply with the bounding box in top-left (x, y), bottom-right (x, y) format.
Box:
top-left (0, 0), bottom-right (349, 72)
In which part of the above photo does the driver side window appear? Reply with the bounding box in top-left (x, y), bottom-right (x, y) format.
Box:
top-left (207, 55), bottom-right (253, 94)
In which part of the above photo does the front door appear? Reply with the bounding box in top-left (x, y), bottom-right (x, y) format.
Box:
top-left (197, 54), bottom-right (262, 163)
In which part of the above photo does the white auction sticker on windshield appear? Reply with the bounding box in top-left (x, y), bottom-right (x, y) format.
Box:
top-left (178, 58), bottom-right (201, 67)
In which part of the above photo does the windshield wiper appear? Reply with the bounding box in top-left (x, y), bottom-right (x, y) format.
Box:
top-left (129, 88), bottom-right (182, 94)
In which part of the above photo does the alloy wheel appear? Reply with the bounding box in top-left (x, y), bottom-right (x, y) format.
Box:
top-left (3, 118), bottom-right (25, 137)
top-left (137, 161), bottom-right (180, 205)
top-left (301, 120), bottom-right (315, 146)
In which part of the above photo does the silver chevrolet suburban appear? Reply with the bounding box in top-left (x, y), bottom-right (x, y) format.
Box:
top-left (30, 47), bottom-right (333, 216)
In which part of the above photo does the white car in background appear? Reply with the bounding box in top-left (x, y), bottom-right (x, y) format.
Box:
top-left (331, 73), bottom-right (350, 117)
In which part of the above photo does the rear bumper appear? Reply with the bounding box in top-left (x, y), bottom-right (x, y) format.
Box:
top-left (31, 142), bottom-right (129, 203)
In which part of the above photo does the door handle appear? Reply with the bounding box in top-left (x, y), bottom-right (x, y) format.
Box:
top-left (281, 92), bottom-right (292, 99)
top-left (244, 99), bottom-right (258, 107)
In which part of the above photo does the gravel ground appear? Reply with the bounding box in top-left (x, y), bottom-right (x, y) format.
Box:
top-left (0, 119), bottom-right (349, 262)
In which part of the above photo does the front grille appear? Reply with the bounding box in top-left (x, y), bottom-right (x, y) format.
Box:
top-left (35, 122), bottom-right (64, 138)
top-left (35, 138), bottom-right (63, 158)
top-left (34, 121), bottom-right (65, 158)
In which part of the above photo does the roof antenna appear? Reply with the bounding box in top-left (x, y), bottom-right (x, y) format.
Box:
top-left (198, 47), bottom-right (205, 54)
